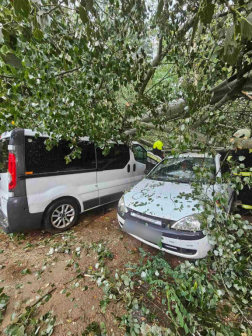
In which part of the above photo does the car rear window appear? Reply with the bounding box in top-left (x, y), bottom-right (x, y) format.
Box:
top-left (0, 138), bottom-right (9, 173)
top-left (25, 137), bottom-right (96, 174)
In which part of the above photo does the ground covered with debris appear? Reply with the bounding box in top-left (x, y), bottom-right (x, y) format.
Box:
top-left (0, 203), bottom-right (182, 336)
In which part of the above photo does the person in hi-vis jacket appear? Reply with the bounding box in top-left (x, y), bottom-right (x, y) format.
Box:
top-left (145, 140), bottom-right (164, 174)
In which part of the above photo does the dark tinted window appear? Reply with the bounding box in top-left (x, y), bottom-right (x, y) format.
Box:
top-left (0, 138), bottom-right (9, 173)
top-left (133, 145), bottom-right (147, 164)
top-left (96, 144), bottom-right (129, 170)
top-left (230, 149), bottom-right (252, 168)
top-left (25, 137), bottom-right (96, 174)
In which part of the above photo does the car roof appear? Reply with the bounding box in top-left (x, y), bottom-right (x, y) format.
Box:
top-left (165, 152), bottom-right (215, 158)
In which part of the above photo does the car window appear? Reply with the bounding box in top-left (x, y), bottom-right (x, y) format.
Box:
top-left (96, 144), bottom-right (129, 170)
top-left (133, 145), bottom-right (147, 164)
top-left (147, 157), bottom-right (215, 183)
top-left (0, 138), bottom-right (9, 173)
top-left (25, 137), bottom-right (96, 174)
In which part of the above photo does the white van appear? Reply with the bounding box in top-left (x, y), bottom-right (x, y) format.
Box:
top-left (0, 129), bottom-right (147, 233)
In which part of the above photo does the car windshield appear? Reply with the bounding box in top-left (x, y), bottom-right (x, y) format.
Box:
top-left (147, 157), bottom-right (216, 183)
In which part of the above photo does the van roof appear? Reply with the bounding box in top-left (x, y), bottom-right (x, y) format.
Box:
top-left (0, 129), bottom-right (142, 146)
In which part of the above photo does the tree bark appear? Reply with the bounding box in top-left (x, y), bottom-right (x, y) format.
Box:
top-left (231, 138), bottom-right (252, 149)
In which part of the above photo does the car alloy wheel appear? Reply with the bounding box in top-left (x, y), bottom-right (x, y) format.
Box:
top-left (51, 204), bottom-right (75, 228)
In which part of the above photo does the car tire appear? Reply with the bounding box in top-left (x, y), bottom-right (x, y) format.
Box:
top-left (43, 198), bottom-right (80, 234)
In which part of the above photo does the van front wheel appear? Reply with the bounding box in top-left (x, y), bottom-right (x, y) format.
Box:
top-left (43, 198), bottom-right (79, 233)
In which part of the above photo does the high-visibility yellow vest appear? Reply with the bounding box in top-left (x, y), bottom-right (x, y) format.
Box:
top-left (147, 152), bottom-right (162, 164)
top-left (233, 172), bottom-right (252, 177)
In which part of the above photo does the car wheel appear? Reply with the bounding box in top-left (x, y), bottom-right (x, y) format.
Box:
top-left (43, 198), bottom-right (79, 233)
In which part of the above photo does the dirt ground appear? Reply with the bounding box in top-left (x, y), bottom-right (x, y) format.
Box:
top-left (0, 203), bottom-right (182, 336)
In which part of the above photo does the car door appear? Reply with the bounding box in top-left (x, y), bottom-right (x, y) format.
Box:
top-left (96, 144), bottom-right (133, 205)
top-left (132, 144), bottom-right (147, 183)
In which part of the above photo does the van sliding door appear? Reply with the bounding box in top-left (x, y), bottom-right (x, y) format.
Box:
top-left (25, 137), bottom-right (98, 214)
top-left (96, 145), bottom-right (133, 205)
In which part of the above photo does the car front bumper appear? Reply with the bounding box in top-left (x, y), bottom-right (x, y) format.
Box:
top-left (117, 213), bottom-right (213, 259)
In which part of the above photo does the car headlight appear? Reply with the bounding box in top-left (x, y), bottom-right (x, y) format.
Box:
top-left (118, 195), bottom-right (128, 217)
top-left (171, 215), bottom-right (201, 232)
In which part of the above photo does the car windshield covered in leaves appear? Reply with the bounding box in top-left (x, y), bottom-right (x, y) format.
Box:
top-left (147, 157), bottom-right (216, 184)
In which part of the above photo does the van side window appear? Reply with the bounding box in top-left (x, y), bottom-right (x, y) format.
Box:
top-left (133, 145), bottom-right (147, 164)
top-left (25, 137), bottom-right (96, 174)
top-left (0, 139), bottom-right (9, 173)
top-left (96, 145), bottom-right (130, 170)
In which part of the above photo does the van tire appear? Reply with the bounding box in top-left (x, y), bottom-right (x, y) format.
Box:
top-left (43, 198), bottom-right (80, 234)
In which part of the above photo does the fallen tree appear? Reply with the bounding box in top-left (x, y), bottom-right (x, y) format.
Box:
top-left (1, 0), bottom-right (252, 151)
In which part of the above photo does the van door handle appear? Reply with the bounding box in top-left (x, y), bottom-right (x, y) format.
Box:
top-left (127, 164), bottom-right (130, 173)
top-left (133, 164), bottom-right (136, 172)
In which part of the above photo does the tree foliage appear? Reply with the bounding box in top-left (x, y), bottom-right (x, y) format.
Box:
top-left (0, 0), bottom-right (251, 149)
top-left (1, 0), bottom-right (252, 334)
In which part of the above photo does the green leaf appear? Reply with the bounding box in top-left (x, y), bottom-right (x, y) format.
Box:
top-left (33, 28), bottom-right (43, 41)
top-left (156, 0), bottom-right (164, 19)
top-left (79, 6), bottom-right (89, 24)
top-left (1, 53), bottom-right (22, 69)
top-left (0, 45), bottom-right (9, 55)
top-left (86, 0), bottom-right (94, 14)
top-left (223, 26), bottom-right (240, 65)
top-left (13, 0), bottom-right (31, 19)
top-left (4, 324), bottom-right (25, 336)
top-left (191, 16), bottom-right (199, 44)
top-left (21, 268), bottom-right (31, 275)
top-left (241, 13), bottom-right (252, 41)
top-left (121, 274), bottom-right (130, 286)
top-left (184, 323), bottom-right (189, 334)
top-left (200, 2), bottom-right (215, 25)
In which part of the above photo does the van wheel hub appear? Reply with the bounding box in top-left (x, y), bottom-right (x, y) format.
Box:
top-left (51, 204), bottom-right (75, 228)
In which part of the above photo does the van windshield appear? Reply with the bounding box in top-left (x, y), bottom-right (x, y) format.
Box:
top-left (147, 157), bottom-right (215, 183)
top-left (0, 138), bottom-right (9, 173)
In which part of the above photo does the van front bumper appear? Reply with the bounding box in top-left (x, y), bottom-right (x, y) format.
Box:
top-left (0, 196), bottom-right (43, 233)
top-left (117, 213), bottom-right (213, 259)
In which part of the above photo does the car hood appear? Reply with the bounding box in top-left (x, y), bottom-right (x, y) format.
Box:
top-left (124, 178), bottom-right (208, 221)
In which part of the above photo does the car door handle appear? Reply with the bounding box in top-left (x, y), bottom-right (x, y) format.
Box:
top-left (133, 164), bottom-right (136, 172)
top-left (127, 164), bottom-right (130, 173)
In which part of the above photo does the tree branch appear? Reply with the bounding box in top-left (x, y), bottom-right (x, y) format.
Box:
top-left (0, 75), bottom-right (15, 79)
top-left (55, 67), bottom-right (82, 77)
top-left (137, 14), bottom-right (197, 95)
top-left (138, 36), bottom-right (163, 95)
top-left (192, 76), bottom-right (248, 129)
top-left (126, 121), bottom-right (207, 144)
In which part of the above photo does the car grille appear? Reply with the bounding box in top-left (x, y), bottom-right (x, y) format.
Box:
top-left (129, 209), bottom-right (175, 228)
top-left (162, 243), bottom-right (197, 255)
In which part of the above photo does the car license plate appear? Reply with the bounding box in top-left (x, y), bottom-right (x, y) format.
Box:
top-left (123, 219), bottom-right (162, 245)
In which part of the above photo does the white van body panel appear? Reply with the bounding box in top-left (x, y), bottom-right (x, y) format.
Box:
top-left (0, 173), bottom-right (9, 217)
top-left (132, 145), bottom-right (146, 183)
top-left (97, 149), bottom-right (135, 201)
top-left (0, 137), bottom-right (10, 219)
top-left (26, 172), bottom-right (98, 213)
top-left (26, 141), bottom-right (147, 215)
